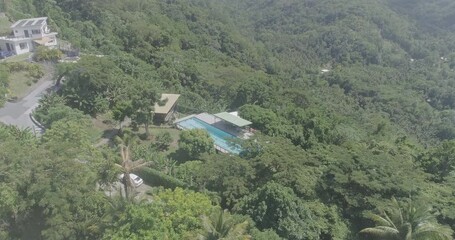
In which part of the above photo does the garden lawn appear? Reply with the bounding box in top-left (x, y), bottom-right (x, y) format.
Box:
top-left (4, 53), bottom-right (32, 62)
top-left (8, 71), bottom-right (34, 99)
top-left (0, 16), bottom-right (11, 35)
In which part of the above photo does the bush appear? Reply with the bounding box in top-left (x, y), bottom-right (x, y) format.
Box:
top-left (178, 129), bottom-right (214, 159)
top-left (154, 131), bottom-right (173, 151)
top-left (33, 46), bottom-right (63, 62)
top-left (5, 62), bottom-right (44, 80)
top-left (137, 167), bottom-right (187, 189)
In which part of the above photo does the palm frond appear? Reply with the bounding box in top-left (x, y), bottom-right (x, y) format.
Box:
top-left (414, 222), bottom-right (454, 240)
top-left (365, 212), bottom-right (394, 227)
top-left (383, 211), bottom-right (399, 230)
top-left (359, 226), bottom-right (399, 239)
top-left (225, 221), bottom-right (250, 240)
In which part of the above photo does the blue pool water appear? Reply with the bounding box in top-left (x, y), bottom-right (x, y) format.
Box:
top-left (177, 117), bottom-right (241, 154)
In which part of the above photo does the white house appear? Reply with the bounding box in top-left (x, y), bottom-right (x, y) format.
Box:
top-left (0, 17), bottom-right (57, 55)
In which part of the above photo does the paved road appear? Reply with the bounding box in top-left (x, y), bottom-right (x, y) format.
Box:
top-left (0, 79), bottom-right (53, 133)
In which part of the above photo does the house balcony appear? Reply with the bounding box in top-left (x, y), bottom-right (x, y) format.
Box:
top-left (34, 32), bottom-right (57, 39)
top-left (0, 35), bottom-right (30, 42)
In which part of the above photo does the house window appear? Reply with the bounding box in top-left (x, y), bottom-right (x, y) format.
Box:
top-left (19, 43), bottom-right (27, 50)
top-left (31, 29), bottom-right (41, 34)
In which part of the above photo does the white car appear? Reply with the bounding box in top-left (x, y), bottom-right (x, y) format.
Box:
top-left (119, 173), bottom-right (144, 187)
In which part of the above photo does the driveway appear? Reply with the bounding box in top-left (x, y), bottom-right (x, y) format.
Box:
top-left (0, 63), bottom-right (55, 134)
top-left (0, 78), bottom-right (53, 134)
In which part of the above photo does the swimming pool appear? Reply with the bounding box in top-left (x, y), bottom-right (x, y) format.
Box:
top-left (176, 117), bottom-right (241, 154)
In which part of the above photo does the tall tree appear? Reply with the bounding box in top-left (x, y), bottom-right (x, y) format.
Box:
top-left (62, 56), bottom-right (124, 115)
top-left (178, 129), bottom-right (215, 160)
top-left (417, 140), bottom-right (455, 182)
top-left (235, 181), bottom-right (322, 240)
top-left (103, 188), bottom-right (214, 239)
top-left (114, 131), bottom-right (150, 199)
top-left (130, 82), bottom-right (160, 138)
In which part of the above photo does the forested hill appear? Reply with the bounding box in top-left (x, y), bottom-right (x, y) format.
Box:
top-left (2, 0), bottom-right (455, 239)
top-left (8, 0), bottom-right (454, 144)
top-left (390, 0), bottom-right (455, 31)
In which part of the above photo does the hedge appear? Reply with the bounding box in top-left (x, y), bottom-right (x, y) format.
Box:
top-left (137, 167), bottom-right (187, 189)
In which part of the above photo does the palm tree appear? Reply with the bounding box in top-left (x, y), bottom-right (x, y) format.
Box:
top-left (359, 198), bottom-right (453, 240)
top-left (115, 131), bottom-right (151, 199)
top-left (198, 209), bottom-right (251, 240)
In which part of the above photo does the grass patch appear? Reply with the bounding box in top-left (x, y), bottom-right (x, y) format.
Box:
top-left (0, 16), bottom-right (11, 35)
top-left (7, 71), bottom-right (34, 99)
top-left (4, 53), bottom-right (32, 63)
top-left (153, 127), bottom-right (181, 154)
top-left (91, 113), bottom-right (182, 153)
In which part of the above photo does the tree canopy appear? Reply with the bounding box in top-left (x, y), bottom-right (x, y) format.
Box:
top-left (1, 0), bottom-right (455, 239)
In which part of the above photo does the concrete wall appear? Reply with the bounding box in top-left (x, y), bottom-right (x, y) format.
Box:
top-left (13, 40), bottom-right (32, 55)
top-left (0, 41), bottom-right (7, 52)
top-left (12, 25), bottom-right (48, 38)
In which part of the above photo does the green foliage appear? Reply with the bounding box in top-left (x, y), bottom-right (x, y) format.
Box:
top-left (34, 93), bottom-right (90, 128)
top-left (199, 209), bottom-right (251, 240)
top-left (103, 188), bottom-right (214, 239)
top-left (4, 61), bottom-right (44, 80)
top-left (249, 229), bottom-right (282, 240)
top-left (242, 135), bottom-right (321, 199)
top-left (178, 129), bottom-right (214, 159)
top-left (4, 0), bottom-right (455, 238)
top-left (154, 131), bottom-right (173, 151)
top-left (417, 140), bottom-right (455, 182)
top-left (0, 64), bottom-right (9, 106)
top-left (187, 154), bottom-right (255, 208)
top-left (33, 46), bottom-right (63, 62)
top-left (239, 105), bottom-right (281, 133)
top-left (114, 131), bottom-right (152, 199)
top-left (42, 118), bottom-right (93, 150)
top-left (235, 181), bottom-right (348, 240)
top-left (0, 125), bottom-right (112, 239)
top-left (359, 197), bottom-right (453, 240)
top-left (130, 81), bottom-right (160, 137)
top-left (137, 167), bottom-right (187, 189)
top-left (61, 56), bottom-right (126, 115)
top-left (319, 144), bottom-right (428, 220)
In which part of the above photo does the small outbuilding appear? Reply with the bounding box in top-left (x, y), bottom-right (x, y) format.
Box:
top-left (154, 93), bottom-right (180, 123)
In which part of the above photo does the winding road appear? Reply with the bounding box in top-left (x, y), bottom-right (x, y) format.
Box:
top-left (0, 64), bottom-right (55, 134)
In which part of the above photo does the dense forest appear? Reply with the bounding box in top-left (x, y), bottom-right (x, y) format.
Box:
top-left (1, 0), bottom-right (455, 239)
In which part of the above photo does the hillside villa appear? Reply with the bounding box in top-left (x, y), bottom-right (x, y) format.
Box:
top-left (174, 112), bottom-right (253, 154)
top-left (0, 17), bottom-right (57, 56)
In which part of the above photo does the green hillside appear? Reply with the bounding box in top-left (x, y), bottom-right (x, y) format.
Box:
top-left (1, 0), bottom-right (455, 239)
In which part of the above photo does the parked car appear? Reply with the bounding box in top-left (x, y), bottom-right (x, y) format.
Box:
top-left (118, 173), bottom-right (144, 187)
top-left (0, 51), bottom-right (13, 59)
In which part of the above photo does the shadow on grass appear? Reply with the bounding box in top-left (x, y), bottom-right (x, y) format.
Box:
top-left (101, 128), bottom-right (119, 147)
top-left (168, 149), bottom-right (190, 164)
top-left (139, 132), bottom-right (151, 141)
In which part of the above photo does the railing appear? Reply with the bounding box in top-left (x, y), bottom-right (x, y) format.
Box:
top-left (0, 35), bottom-right (29, 41)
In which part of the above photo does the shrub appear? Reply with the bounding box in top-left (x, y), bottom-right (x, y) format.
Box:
top-left (137, 167), bottom-right (187, 189)
top-left (178, 129), bottom-right (214, 159)
top-left (154, 131), bottom-right (173, 151)
top-left (33, 46), bottom-right (63, 62)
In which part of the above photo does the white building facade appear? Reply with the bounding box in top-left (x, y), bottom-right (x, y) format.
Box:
top-left (0, 17), bottom-right (58, 55)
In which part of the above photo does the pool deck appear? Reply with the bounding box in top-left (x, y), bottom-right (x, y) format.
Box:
top-left (175, 113), bottom-right (253, 139)
top-left (195, 113), bottom-right (250, 138)
top-left (174, 114), bottom-right (196, 124)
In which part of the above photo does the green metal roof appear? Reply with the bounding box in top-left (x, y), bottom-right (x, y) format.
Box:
top-left (214, 112), bottom-right (252, 127)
